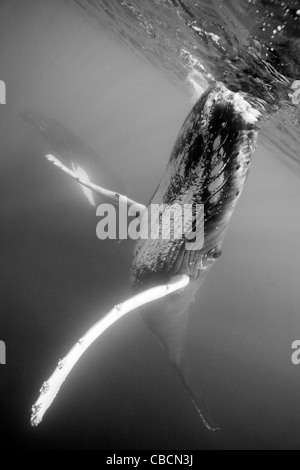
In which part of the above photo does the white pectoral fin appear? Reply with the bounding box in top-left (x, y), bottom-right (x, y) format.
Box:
top-left (71, 162), bottom-right (96, 206)
top-left (45, 154), bottom-right (76, 178)
top-left (45, 154), bottom-right (146, 213)
top-left (30, 275), bottom-right (190, 427)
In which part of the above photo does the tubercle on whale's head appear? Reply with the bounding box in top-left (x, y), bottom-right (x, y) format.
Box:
top-left (204, 83), bottom-right (262, 125)
top-left (131, 86), bottom-right (260, 290)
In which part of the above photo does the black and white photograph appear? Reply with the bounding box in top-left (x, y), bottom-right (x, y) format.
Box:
top-left (0, 0), bottom-right (300, 452)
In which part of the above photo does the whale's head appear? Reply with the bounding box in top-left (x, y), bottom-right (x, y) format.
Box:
top-left (131, 86), bottom-right (260, 291)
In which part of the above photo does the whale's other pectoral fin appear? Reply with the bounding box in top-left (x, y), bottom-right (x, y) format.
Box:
top-left (45, 154), bottom-right (146, 213)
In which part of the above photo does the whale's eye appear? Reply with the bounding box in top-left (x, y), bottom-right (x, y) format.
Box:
top-left (208, 247), bottom-right (222, 259)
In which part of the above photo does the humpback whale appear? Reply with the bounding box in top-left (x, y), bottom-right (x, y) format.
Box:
top-left (29, 85), bottom-right (260, 429)
top-left (131, 85), bottom-right (259, 429)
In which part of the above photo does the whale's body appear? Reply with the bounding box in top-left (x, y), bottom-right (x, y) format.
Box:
top-left (131, 86), bottom-right (260, 428)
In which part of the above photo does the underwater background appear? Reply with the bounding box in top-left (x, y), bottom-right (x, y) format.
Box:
top-left (0, 0), bottom-right (300, 449)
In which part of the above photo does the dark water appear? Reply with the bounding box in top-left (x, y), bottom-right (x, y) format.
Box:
top-left (0, 0), bottom-right (300, 450)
